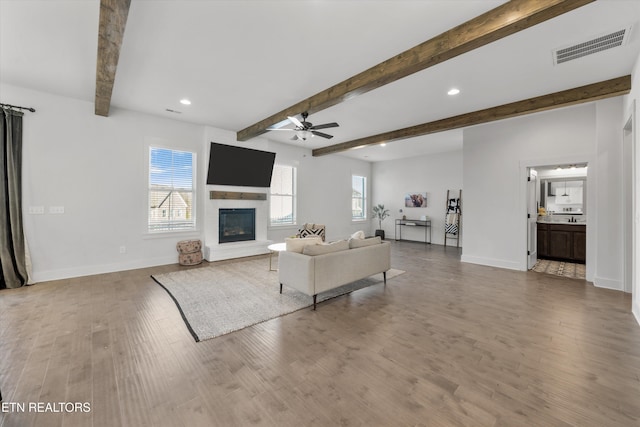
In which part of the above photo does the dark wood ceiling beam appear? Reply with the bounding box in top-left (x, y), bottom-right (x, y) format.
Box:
top-left (312, 75), bottom-right (632, 157)
top-left (237, 0), bottom-right (594, 141)
top-left (95, 0), bottom-right (131, 117)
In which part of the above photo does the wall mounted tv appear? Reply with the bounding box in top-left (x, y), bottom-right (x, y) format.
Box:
top-left (206, 142), bottom-right (276, 187)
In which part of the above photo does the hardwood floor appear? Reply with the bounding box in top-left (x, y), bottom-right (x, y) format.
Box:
top-left (1, 241), bottom-right (639, 426)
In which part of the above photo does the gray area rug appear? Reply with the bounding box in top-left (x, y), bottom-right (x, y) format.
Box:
top-left (151, 256), bottom-right (404, 342)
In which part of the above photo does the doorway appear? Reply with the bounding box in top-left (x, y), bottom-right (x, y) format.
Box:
top-left (527, 163), bottom-right (588, 280)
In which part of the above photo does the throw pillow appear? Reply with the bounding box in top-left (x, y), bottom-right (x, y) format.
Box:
top-left (285, 236), bottom-right (322, 253)
top-left (302, 240), bottom-right (349, 256)
top-left (350, 230), bottom-right (365, 240)
top-left (349, 236), bottom-right (381, 249)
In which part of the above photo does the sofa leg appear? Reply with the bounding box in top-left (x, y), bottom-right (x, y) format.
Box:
top-left (313, 294), bottom-right (317, 310)
top-left (383, 271), bottom-right (387, 285)
top-left (280, 283), bottom-right (283, 294)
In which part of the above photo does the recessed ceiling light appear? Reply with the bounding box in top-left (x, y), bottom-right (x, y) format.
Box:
top-left (447, 88), bottom-right (460, 96)
top-left (380, 143), bottom-right (386, 147)
top-left (179, 99), bottom-right (191, 105)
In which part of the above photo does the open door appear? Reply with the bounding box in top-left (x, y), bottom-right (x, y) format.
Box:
top-left (527, 168), bottom-right (538, 269)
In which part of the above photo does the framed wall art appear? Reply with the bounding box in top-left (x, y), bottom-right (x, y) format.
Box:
top-left (404, 192), bottom-right (427, 208)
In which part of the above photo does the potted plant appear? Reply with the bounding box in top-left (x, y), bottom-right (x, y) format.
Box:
top-left (372, 204), bottom-right (390, 240)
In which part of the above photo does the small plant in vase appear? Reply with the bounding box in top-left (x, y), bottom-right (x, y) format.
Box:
top-left (372, 204), bottom-right (390, 240)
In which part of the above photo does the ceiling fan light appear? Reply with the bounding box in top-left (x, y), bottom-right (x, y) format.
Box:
top-left (296, 130), bottom-right (313, 140)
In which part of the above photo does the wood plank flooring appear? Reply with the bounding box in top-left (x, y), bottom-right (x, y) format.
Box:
top-left (1, 241), bottom-right (639, 426)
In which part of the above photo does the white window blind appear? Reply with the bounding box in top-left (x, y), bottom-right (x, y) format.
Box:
top-left (352, 175), bottom-right (366, 220)
top-left (270, 165), bottom-right (296, 226)
top-left (148, 147), bottom-right (195, 232)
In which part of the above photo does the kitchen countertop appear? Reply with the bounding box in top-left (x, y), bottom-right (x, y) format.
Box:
top-left (537, 218), bottom-right (586, 225)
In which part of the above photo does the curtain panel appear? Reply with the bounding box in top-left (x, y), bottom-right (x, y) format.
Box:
top-left (0, 108), bottom-right (28, 289)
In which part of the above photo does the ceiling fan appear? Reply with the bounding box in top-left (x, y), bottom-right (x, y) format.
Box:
top-left (267, 112), bottom-right (339, 141)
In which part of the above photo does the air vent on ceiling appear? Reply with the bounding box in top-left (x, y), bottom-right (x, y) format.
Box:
top-left (553, 27), bottom-right (631, 65)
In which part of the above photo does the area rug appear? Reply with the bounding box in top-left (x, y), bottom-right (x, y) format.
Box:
top-left (531, 259), bottom-right (586, 280)
top-left (151, 257), bottom-right (404, 342)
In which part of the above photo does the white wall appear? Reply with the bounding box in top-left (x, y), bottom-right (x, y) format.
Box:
top-left (595, 98), bottom-right (624, 290)
top-left (371, 150), bottom-right (462, 244)
top-left (288, 153), bottom-right (372, 241)
top-left (462, 99), bottom-right (625, 291)
top-left (3, 83), bottom-right (206, 282)
top-left (623, 52), bottom-right (640, 323)
top-left (2, 83), bottom-right (371, 281)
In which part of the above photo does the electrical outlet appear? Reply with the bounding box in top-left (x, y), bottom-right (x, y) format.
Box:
top-left (119, 246), bottom-right (126, 254)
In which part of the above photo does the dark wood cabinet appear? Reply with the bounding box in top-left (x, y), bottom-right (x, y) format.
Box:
top-left (549, 229), bottom-right (571, 259)
top-left (572, 229), bottom-right (586, 263)
top-left (537, 222), bottom-right (585, 263)
top-left (537, 224), bottom-right (549, 257)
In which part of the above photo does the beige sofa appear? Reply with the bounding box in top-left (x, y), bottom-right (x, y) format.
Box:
top-left (278, 237), bottom-right (391, 309)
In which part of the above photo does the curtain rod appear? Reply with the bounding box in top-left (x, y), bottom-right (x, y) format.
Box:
top-left (0, 103), bottom-right (36, 112)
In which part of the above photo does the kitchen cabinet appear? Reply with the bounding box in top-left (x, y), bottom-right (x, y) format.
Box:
top-left (537, 224), bottom-right (549, 257)
top-left (536, 223), bottom-right (586, 263)
top-left (572, 228), bottom-right (586, 263)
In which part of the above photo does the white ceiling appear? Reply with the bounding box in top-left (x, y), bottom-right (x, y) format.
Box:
top-left (1, 0), bottom-right (639, 162)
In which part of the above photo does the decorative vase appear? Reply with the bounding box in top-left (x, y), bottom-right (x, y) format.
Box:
top-left (375, 229), bottom-right (385, 240)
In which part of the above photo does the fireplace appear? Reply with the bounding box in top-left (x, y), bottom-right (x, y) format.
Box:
top-left (219, 208), bottom-right (256, 243)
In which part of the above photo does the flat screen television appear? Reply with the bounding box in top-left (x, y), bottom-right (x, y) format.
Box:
top-left (206, 142), bottom-right (276, 187)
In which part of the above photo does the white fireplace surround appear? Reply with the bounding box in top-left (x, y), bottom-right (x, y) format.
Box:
top-left (204, 186), bottom-right (272, 261)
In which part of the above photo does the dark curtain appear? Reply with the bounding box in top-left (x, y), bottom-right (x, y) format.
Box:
top-left (0, 108), bottom-right (27, 289)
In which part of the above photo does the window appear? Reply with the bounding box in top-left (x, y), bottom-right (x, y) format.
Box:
top-left (352, 175), bottom-right (366, 220)
top-left (270, 165), bottom-right (296, 226)
top-left (148, 147), bottom-right (195, 232)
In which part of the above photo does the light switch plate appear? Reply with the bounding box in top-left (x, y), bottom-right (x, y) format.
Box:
top-left (28, 206), bottom-right (45, 214)
top-left (49, 206), bottom-right (65, 214)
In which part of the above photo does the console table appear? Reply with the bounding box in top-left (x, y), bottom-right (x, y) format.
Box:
top-left (395, 219), bottom-right (431, 244)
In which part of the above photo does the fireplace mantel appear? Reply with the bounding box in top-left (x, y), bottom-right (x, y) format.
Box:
top-left (210, 191), bottom-right (266, 201)
top-left (204, 188), bottom-right (272, 261)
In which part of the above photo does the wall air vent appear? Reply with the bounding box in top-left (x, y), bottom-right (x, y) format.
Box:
top-left (553, 27), bottom-right (631, 65)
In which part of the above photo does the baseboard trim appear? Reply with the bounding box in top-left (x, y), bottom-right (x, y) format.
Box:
top-left (460, 255), bottom-right (522, 271)
top-left (31, 255), bottom-right (178, 283)
top-left (593, 276), bottom-right (624, 291)
top-left (633, 300), bottom-right (640, 326)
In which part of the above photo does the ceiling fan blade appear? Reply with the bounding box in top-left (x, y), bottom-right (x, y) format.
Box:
top-left (310, 122), bottom-right (339, 130)
top-left (311, 131), bottom-right (333, 139)
top-left (287, 116), bottom-right (304, 128)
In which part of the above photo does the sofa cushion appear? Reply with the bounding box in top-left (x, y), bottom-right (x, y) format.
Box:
top-left (302, 239), bottom-right (349, 256)
top-left (285, 236), bottom-right (322, 253)
top-left (349, 236), bottom-right (381, 249)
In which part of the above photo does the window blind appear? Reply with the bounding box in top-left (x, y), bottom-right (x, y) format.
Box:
top-left (148, 147), bottom-right (195, 232)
